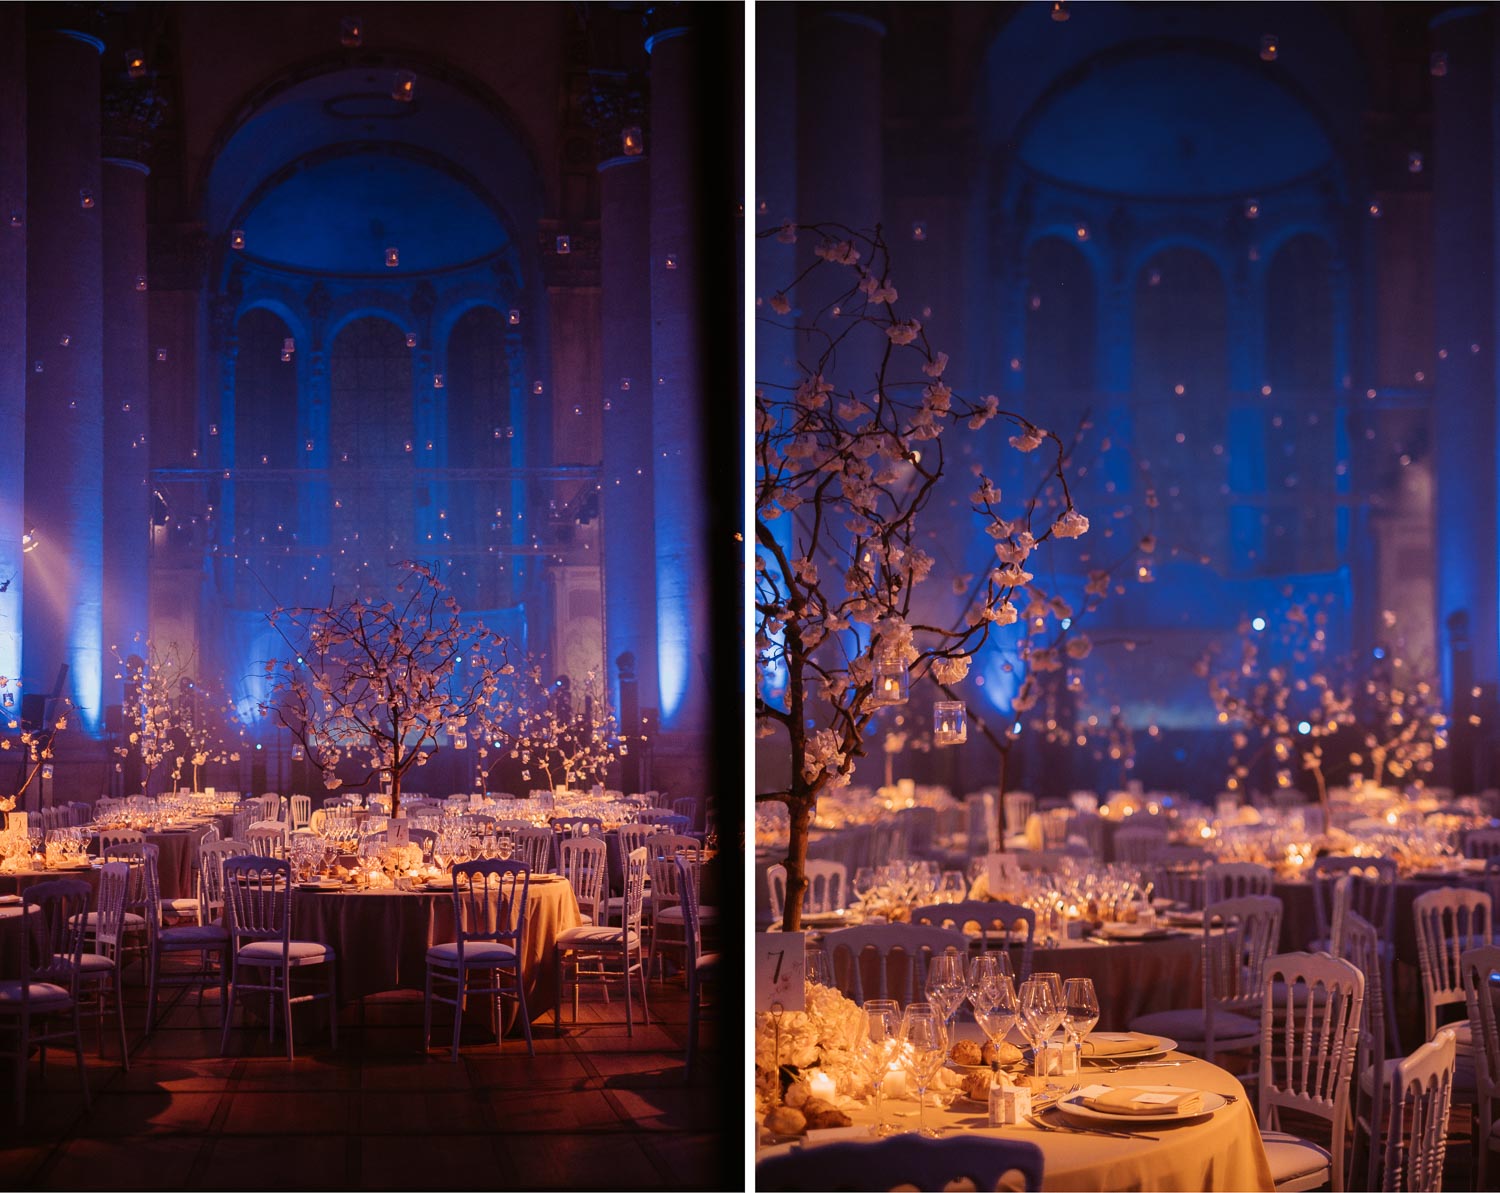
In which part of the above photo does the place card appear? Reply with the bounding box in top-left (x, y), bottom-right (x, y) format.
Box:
top-left (756, 931), bottom-right (806, 1012)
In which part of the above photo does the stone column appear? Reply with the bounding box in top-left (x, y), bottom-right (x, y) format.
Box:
top-left (0, 6), bottom-right (26, 697)
top-left (101, 77), bottom-right (155, 661)
top-left (647, 11), bottom-right (710, 744)
top-left (24, 10), bottom-right (106, 731)
top-left (1431, 4), bottom-right (1498, 700)
top-left (588, 71), bottom-right (658, 726)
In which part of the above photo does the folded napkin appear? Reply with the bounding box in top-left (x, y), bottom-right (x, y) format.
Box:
top-left (1080, 1033), bottom-right (1149, 1057)
top-left (1079, 1085), bottom-right (1202, 1116)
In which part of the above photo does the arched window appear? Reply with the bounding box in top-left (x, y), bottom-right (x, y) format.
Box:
top-left (1134, 248), bottom-right (1229, 563)
top-left (445, 306), bottom-right (514, 609)
top-left (329, 317), bottom-right (412, 584)
top-left (233, 309), bottom-right (298, 546)
top-left (1024, 237), bottom-right (1096, 394)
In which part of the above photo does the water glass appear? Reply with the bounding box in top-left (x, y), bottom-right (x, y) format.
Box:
top-left (898, 1003), bottom-right (948, 1138)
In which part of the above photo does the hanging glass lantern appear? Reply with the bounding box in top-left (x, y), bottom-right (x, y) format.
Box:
top-left (621, 125), bottom-right (644, 156)
top-left (384, 246), bottom-right (399, 268)
top-left (339, 16), bottom-right (363, 46)
top-left (291, 743), bottom-right (305, 761)
top-left (870, 652), bottom-right (910, 708)
top-left (933, 701), bottom-right (967, 747)
top-left (230, 229), bottom-right (245, 250)
top-left (391, 70), bottom-right (416, 102)
top-left (1259, 34), bottom-right (1278, 61)
top-left (1430, 51), bottom-right (1448, 78)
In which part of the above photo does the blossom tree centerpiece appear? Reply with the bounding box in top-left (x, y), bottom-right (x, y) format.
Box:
top-left (0, 674), bottom-right (70, 816)
top-left (112, 641), bottom-right (237, 795)
top-left (475, 665), bottom-right (635, 794)
top-left (263, 561), bottom-right (517, 819)
top-left (755, 222), bottom-right (1090, 931)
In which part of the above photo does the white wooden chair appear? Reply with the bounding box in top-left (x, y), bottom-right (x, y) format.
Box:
top-left (512, 825), bottom-right (554, 874)
top-left (558, 836), bottom-right (608, 926)
top-left (72, 861), bottom-right (132, 1069)
top-left (674, 853), bottom-right (717, 1082)
top-left (1203, 861), bottom-right (1275, 904)
top-left (1255, 951), bottom-right (1364, 1192)
top-left (1340, 906), bottom-right (1391, 1191)
top-left (1378, 1029), bottom-right (1457, 1192)
top-left (1131, 894), bottom-right (1281, 1066)
top-left (1002, 791), bottom-right (1034, 838)
top-left (555, 846), bottom-right (650, 1035)
top-left (766, 859), bottom-right (847, 925)
top-left (909, 900), bottom-right (1034, 982)
top-left (246, 820), bottom-right (290, 859)
top-left (820, 923), bottom-right (969, 1006)
top-left (1413, 886), bottom-right (1491, 1042)
top-left (1113, 825), bottom-right (1168, 865)
top-left (145, 844), bottom-right (230, 1034)
top-left (1462, 944), bottom-right (1500, 1189)
top-left (1465, 828), bottom-right (1500, 862)
top-left (289, 794), bottom-right (312, 830)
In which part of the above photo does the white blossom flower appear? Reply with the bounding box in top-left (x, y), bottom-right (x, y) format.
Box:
top-left (886, 319), bottom-right (922, 346)
top-left (1051, 509), bottom-right (1090, 539)
top-left (1009, 424), bottom-right (1046, 452)
top-left (930, 655), bottom-right (971, 685)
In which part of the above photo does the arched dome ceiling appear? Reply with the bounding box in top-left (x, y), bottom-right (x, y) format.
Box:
top-left (239, 149), bottom-right (508, 274)
top-left (1018, 50), bottom-right (1333, 198)
top-left (204, 65), bottom-right (539, 264)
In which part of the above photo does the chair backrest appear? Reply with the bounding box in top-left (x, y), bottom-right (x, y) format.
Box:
top-left (820, 923), bottom-right (971, 1006)
top-left (199, 839), bottom-right (245, 921)
top-left (1002, 791), bottom-right (1035, 837)
top-left (92, 862), bottom-right (132, 959)
top-left (674, 853), bottom-right (706, 961)
top-left (649, 852), bottom-right (700, 918)
top-left (622, 847), bottom-right (648, 930)
top-left (1065, 811), bottom-right (1105, 858)
top-left (230, 808), bottom-right (256, 840)
top-left (1146, 862), bottom-right (1205, 911)
top-left (246, 822), bottom-right (289, 859)
top-left (1310, 855), bottom-right (1398, 945)
top-left (652, 832), bottom-right (702, 860)
top-left (637, 808), bottom-right (691, 831)
top-left (221, 855), bottom-right (292, 947)
top-left (559, 836), bottom-right (608, 923)
top-left (910, 899), bottom-right (1035, 982)
top-left (1465, 828), bottom-right (1500, 861)
top-left (553, 815), bottom-right (605, 839)
top-left (1113, 825), bottom-right (1168, 864)
top-left (450, 859), bottom-right (529, 952)
top-left (1380, 1029), bottom-right (1457, 1193)
top-left (289, 794), bottom-right (312, 829)
top-left (1203, 861), bottom-right (1275, 905)
top-left (104, 840), bottom-right (162, 931)
top-left (1462, 945), bottom-right (1500, 1122)
top-left (803, 859), bottom-right (847, 914)
top-left (20, 878), bottom-right (90, 988)
top-left (1340, 906), bottom-right (1388, 1191)
top-left (513, 825), bottom-right (553, 873)
top-left (766, 863), bottom-right (787, 924)
top-left (1413, 886), bottom-right (1492, 1041)
top-left (869, 818), bottom-right (911, 869)
top-left (756, 1133), bottom-right (1045, 1193)
top-left (98, 828), bottom-right (145, 856)
top-left (670, 797), bottom-right (697, 826)
top-left (1258, 950), bottom-right (1364, 1188)
top-left (1204, 895), bottom-right (1283, 1013)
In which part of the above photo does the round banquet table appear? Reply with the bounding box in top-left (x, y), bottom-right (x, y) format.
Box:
top-left (755, 1052), bottom-right (1273, 1192)
top-left (86, 824), bottom-right (214, 900)
top-left (290, 873), bottom-right (581, 1032)
top-left (822, 928), bottom-right (1204, 1031)
top-left (0, 864), bottom-right (101, 900)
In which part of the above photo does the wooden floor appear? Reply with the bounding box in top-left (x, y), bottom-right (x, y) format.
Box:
top-left (0, 968), bottom-right (741, 1190)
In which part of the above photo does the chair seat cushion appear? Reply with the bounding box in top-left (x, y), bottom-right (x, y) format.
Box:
top-left (161, 924), bottom-right (229, 946)
top-left (1260, 1131), bottom-right (1332, 1185)
top-left (1129, 1007), bottom-right (1261, 1043)
top-left (654, 905), bottom-right (719, 926)
top-left (0, 980), bottom-right (72, 1008)
top-left (72, 952), bottom-right (116, 974)
top-left (236, 939), bottom-right (333, 966)
top-left (425, 940), bottom-right (517, 966)
top-left (78, 910), bottom-right (147, 929)
top-left (556, 925), bottom-right (641, 948)
top-left (163, 897), bottom-right (200, 915)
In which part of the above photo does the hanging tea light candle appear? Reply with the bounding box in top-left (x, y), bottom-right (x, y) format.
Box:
top-left (870, 651), bottom-right (910, 708)
top-left (621, 125), bottom-right (644, 156)
top-left (385, 246), bottom-right (399, 268)
top-left (1430, 51), bottom-right (1448, 77)
top-left (1051, 0), bottom-right (1069, 20)
top-left (292, 743), bottom-right (305, 761)
top-left (1259, 34), bottom-right (1278, 61)
top-left (1244, 197), bottom-right (1261, 220)
top-left (665, 252), bottom-right (679, 270)
top-left (508, 308), bottom-right (521, 325)
top-left (933, 701), bottom-right (967, 746)
top-left (391, 70), bottom-right (416, 102)
top-left (340, 15), bottom-right (363, 46)
top-left (79, 189), bottom-right (94, 209)
top-left (432, 373), bottom-right (444, 389)
top-left (155, 347), bottom-right (168, 362)
top-left (453, 731), bottom-right (468, 750)
top-left (230, 229), bottom-right (245, 250)
top-left (555, 234), bottom-right (571, 255)
top-left (134, 275), bottom-right (147, 291)
top-left (405, 332), bottom-right (417, 348)
top-left (126, 50), bottom-right (146, 78)
top-left (532, 380), bottom-right (544, 395)
top-left (1408, 151), bottom-right (1424, 174)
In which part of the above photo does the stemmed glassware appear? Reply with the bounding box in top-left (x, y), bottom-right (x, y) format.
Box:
top-left (806, 945), bottom-right (836, 990)
top-left (974, 974), bottom-right (1020, 1078)
top-left (852, 867), bottom-right (876, 907)
top-left (898, 1002), bottom-right (948, 1139)
top-left (859, 1000), bottom-right (902, 1137)
top-left (924, 949), bottom-right (968, 1034)
top-left (965, 952), bottom-right (1012, 1018)
top-left (1019, 977), bottom-right (1065, 1077)
top-left (1063, 977), bottom-right (1100, 1055)
top-left (938, 870), bottom-right (968, 903)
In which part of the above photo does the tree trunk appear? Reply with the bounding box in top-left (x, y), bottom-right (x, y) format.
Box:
top-left (391, 769), bottom-right (401, 821)
top-left (780, 793), bottom-right (814, 932)
top-left (996, 749), bottom-right (1010, 854)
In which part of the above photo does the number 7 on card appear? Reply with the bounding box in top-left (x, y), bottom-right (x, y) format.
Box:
top-left (755, 932), bottom-right (806, 1012)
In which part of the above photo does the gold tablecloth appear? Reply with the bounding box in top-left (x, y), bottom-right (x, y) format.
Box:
top-left (757, 1053), bottom-right (1273, 1192)
top-left (290, 876), bottom-right (581, 1030)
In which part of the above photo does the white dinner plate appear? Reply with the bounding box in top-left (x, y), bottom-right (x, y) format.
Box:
top-left (1096, 922), bottom-right (1175, 940)
top-left (1079, 1033), bottom-right (1177, 1062)
top-left (800, 908), bottom-right (853, 927)
top-left (1056, 1084), bottom-right (1225, 1127)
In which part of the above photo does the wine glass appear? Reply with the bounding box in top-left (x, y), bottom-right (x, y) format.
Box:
top-left (859, 999), bottom-right (902, 1137)
top-left (1063, 977), bottom-right (1100, 1053)
top-left (898, 1002), bottom-right (948, 1139)
top-left (966, 953), bottom-right (1008, 1017)
top-left (924, 949), bottom-right (968, 1033)
top-left (806, 945), bottom-right (836, 991)
top-left (974, 974), bottom-right (1019, 1076)
top-left (852, 867), bottom-right (876, 905)
top-left (1018, 977), bottom-right (1064, 1077)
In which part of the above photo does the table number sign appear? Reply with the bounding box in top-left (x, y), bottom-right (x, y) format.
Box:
top-left (756, 931), bottom-right (806, 1012)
